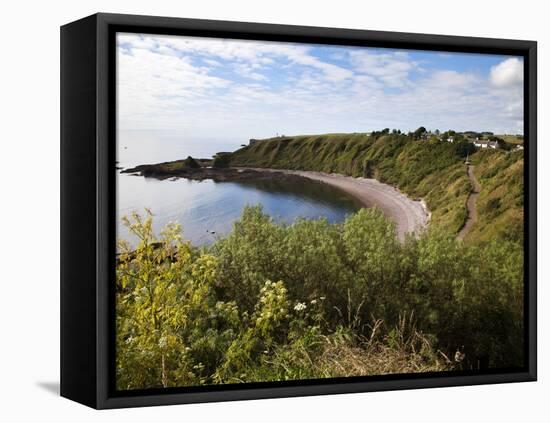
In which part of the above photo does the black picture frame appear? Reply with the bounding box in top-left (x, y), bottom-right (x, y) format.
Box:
top-left (60, 12), bottom-right (537, 409)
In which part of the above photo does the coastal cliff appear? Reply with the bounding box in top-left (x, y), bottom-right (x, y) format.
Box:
top-left (225, 133), bottom-right (523, 243)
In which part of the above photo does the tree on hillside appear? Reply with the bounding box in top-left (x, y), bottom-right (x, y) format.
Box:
top-left (413, 126), bottom-right (427, 140)
top-left (496, 138), bottom-right (512, 151)
top-left (455, 140), bottom-right (475, 158)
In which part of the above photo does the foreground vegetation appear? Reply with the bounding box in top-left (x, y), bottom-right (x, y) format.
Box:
top-left (116, 207), bottom-right (524, 390)
top-left (227, 132), bottom-right (523, 241)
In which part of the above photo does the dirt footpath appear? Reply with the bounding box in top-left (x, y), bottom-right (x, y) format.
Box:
top-left (457, 165), bottom-right (481, 241)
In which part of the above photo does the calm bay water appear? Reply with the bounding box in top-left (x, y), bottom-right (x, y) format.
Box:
top-left (117, 173), bottom-right (362, 246)
top-left (116, 131), bottom-right (361, 246)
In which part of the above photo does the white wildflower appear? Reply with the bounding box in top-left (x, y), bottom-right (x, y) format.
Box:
top-left (294, 302), bottom-right (307, 312)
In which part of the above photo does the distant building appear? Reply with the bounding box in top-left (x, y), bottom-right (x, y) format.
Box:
top-left (515, 144), bottom-right (524, 151)
top-left (474, 139), bottom-right (498, 149)
top-left (446, 136), bottom-right (455, 143)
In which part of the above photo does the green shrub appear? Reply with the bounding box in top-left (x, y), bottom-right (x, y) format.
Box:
top-left (116, 207), bottom-right (524, 389)
top-left (212, 153), bottom-right (231, 168)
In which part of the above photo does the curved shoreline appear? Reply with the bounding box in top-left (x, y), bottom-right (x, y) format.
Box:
top-left (122, 160), bottom-right (430, 241)
top-left (241, 168), bottom-right (430, 240)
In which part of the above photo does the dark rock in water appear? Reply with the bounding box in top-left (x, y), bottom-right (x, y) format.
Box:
top-left (122, 156), bottom-right (202, 177)
top-left (121, 159), bottom-right (307, 184)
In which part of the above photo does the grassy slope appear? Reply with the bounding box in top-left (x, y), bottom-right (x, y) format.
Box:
top-left (468, 149), bottom-right (524, 243)
top-left (228, 133), bottom-right (523, 240)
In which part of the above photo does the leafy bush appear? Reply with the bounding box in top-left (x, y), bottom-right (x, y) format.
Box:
top-left (212, 153), bottom-right (231, 168)
top-left (116, 207), bottom-right (523, 390)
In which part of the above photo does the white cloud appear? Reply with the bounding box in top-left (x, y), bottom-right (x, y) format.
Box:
top-left (116, 33), bottom-right (524, 141)
top-left (286, 51), bottom-right (353, 82)
top-left (118, 33), bottom-right (354, 84)
top-left (349, 51), bottom-right (418, 88)
top-left (116, 44), bottom-right (232, 131)
top-left (490, 58), bottom-right (523, 87)
top-left (204, 59), bottom-right (222, 67)
top-left (233, 63), bottom-right (268, 81)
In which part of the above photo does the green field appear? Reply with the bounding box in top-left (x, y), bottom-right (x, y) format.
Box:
top-left (497, 134), bottom-right (524, 145)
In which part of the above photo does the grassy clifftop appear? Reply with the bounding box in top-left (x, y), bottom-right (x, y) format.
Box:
top-left (228, 133), bottom-right (523, 241)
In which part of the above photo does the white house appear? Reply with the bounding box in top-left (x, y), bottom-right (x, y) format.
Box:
top-left (446, 136), bottom-right (455, 143)
top-left (474, 140), bottom-right (498, 149)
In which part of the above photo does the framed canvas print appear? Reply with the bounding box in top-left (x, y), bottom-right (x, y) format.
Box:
top-left (60, 13), bottom-right (537, 409)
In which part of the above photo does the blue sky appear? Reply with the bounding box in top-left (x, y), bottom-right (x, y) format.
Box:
top-left (117, 33), bottom-right (524, 149)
